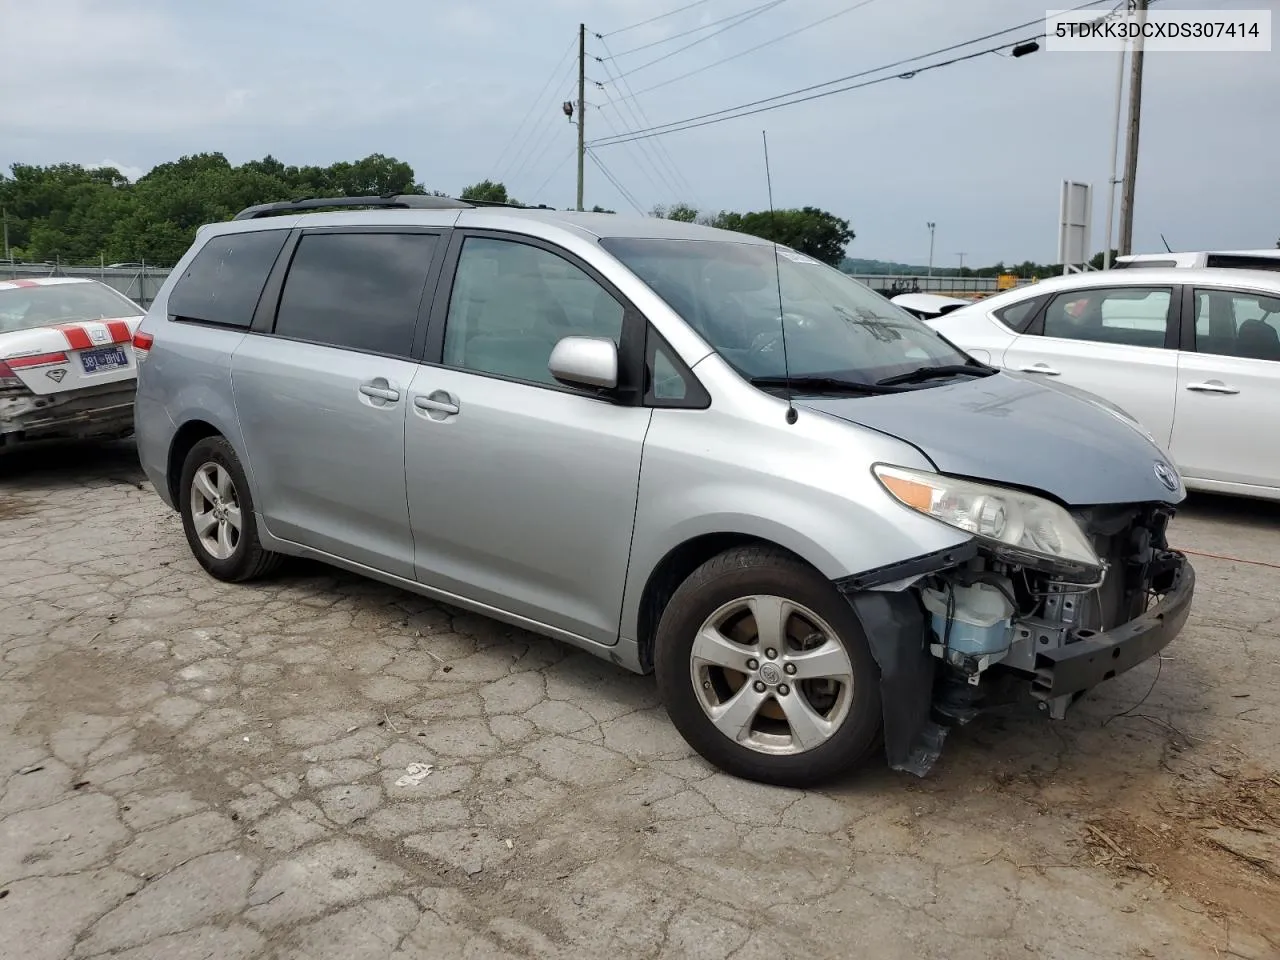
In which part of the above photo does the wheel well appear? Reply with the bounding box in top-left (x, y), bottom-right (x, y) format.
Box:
top-left (635, 533), bottom-right (810, 673)
top-left (166, 420), bottom-right (222, 505)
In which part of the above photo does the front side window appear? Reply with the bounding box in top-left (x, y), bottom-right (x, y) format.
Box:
top-left (1193, 288), bottom-right (1280, 361)
top-left (1037, 287), bottom-right (1172, 348)
top-left (442, 237), bottom-right (624, 387)
top-left (0, 282), bottom-right (140, 334)
top-left (600, 238), bottom-right (969, 386)
top-left (274, 232), bottom-right (437, 357)
top-left (169, 230), bottom-right (288, 328)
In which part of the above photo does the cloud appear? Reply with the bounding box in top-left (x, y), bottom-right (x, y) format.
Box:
top-left (87, 160), bottom-right (147, 183)
top-left (2, 0), bottom-right (1276, 263)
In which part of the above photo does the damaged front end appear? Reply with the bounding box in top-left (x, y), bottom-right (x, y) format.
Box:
top-left (837, 467), bottom-right (1194, 777)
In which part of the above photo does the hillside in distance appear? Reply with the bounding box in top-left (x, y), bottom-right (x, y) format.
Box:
top-left (840, 257), bottom-right (932, 275)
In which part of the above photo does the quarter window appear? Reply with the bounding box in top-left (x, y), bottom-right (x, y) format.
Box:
top-left (273, 232), bottom-right (437, 357)
top-left (442, 237), bottom-right (624, 387)
top-left (1193, 288), bottom-right (1280, 361)
top-left (1036, 287), bottom-right (1172, 349)
top-left (168, 230), bottom-right (288, 328)
top-left (993, 296), bottom-right (1044, 333)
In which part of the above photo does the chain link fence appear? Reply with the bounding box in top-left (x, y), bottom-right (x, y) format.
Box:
top-left (0, 259), bottom-right (173, 307)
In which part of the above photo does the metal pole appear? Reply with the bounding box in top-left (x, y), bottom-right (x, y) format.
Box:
top-left (957, 252), bottom-right (966, 272)
top-left (1118, 0), bottom-right (1147, 256)
top-left (2, 207), bottom-right (9, 261)
top-left (576, 23), bottom-right (586, 212)
top-left (1103, 42), bottom-right (1127, 270)
top-left (927, 222), bottom-right (935, 277)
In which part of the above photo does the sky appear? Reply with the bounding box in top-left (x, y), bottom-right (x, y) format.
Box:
top-left (2, 0), bottom-right (1277, 266)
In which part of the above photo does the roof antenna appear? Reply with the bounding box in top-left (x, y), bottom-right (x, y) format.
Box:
top-left (1160, 233), bottom-right (1173, 253)
top-left (762, 130), bottom-right (797, 426)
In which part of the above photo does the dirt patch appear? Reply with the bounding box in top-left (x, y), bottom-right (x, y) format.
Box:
top-left (1084, 757), bottom-right (1280, 948)
top-left (0, 494), bottom-right (35, 520)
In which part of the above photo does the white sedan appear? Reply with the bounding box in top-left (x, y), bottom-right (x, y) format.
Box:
top-left (0, 277), bottom-right (145, 450)
top-left (925, 267), bottom-right (1280, 501)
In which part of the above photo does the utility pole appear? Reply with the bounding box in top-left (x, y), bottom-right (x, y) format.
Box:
top-left (2, 208), bottom-right (9, 261)
top-left (1102, 42), bottom-right (1127, 270)
top-left (1118, 0), bottom-right (1147, 256)
top-left (576, 22), bottom-right (586, 212)
top-left (957, 252), bottom-right (967, 273)
top-left (926, 222), bottom-right (936, 277)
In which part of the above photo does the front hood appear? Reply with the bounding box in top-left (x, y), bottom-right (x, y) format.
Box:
top-left (798, 372), bottom-right (1184, 507)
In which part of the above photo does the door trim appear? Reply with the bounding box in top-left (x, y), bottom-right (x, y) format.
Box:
top-left (256, 525), bottom-right (629, 655)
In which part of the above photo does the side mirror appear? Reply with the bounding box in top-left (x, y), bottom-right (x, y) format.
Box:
top-left (548, 336), bottom-right (618, 390)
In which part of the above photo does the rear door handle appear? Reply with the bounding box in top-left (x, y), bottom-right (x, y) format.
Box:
top-left (414, 393), bottom-right (460, 416)
top-left (1186, 380), bottom-right (1239, 395)
top-left (1017, 363), bottom-right (1060, 376)
top-left (359, 383), bottom-right (400, 402)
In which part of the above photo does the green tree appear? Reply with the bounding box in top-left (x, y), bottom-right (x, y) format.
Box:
top-left (461, 180), bottom-right (516, 205)
top-left (1, 153), bottom-right (431, 264)
top-left (1089, 249), bottom-right (1119, 270)
top-left (650, 202), bottom-right (699, 223)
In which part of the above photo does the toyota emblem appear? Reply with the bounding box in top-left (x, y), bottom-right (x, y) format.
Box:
top-left (1154, 461), bottom-right (1179, 492)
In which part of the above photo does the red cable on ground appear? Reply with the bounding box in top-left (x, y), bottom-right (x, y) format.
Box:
top-left (1174, 548), bottom-right (1280, 570)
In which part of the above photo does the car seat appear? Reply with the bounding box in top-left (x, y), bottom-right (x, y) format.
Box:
top-left (1236, 319), bottom-right (1280, 361)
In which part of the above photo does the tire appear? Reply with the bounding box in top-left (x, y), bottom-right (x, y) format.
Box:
top-left (178, 436), bottom-right (281, 582)
top-left (655, 546), bottom-right (883, 788)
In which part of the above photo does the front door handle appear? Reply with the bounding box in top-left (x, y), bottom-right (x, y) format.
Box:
top-left (1017, 363), bottom-right (1061, 376)
top-left (359, 381), bottom-right (400, 402)
top-left (1186, 380), bottom-right (1239, 395)
top-left (414, 391), bottom-right (460, 416)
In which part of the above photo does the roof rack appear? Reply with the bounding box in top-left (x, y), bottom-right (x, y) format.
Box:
top-left (232, 194), bottom-right (474, 220)
top-left (464, 199), bottom-right (557, 211)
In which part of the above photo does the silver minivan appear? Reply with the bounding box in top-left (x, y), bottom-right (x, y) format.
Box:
top-left (133, 195), bottom-right (1194, 787)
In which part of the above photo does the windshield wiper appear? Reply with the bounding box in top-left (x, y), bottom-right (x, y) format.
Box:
top-left (874, 363), bottom-right (996, 387)
top-left (748, 375), bottom-right (895, 395)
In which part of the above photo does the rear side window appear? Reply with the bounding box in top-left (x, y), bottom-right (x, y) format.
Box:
top-left (168, 230), bottom-right (288, 328)
top-left (1113, 259), bottom-right (1176, 269)
top-left (1035, 287), bottom-right (1173, 349)
top-left (273, 232), bottom-right (438, 357)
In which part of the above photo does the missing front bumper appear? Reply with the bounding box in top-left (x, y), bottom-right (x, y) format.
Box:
top-left (1030, 554), bottom-right (1193, 701)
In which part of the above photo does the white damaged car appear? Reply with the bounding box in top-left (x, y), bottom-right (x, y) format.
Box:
top-left (0, 277), bottom-right (144, 450)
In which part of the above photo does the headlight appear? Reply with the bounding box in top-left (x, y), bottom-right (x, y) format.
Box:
top-left (873, 464), bottom-right (1102, 574)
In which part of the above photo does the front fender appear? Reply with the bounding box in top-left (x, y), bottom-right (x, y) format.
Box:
top-left (619, 404), bottom-right (970, 642)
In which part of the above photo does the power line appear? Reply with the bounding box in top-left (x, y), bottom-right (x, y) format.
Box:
top-left (586, 148), bottom-right (646, 214)
top-left (530, 147), bottom-right (576, 202)
top-left (594, 100), bottom-right (670, 201)
top-left (511, 73), bottom-right (578, 197)
top-left (605, 0), bottom-right (791, 81)
top-left (594, 37), bottom-right (697, 199)
top-left (629, 0), bottom-right (884, 98)
top-left (599, 0), bottom-right (718, 38)
top-left (603, 0), bottom-right (788, 58)
top-left (588, 0), bottom-right (1115, 147)
top-left (491, 38), bottom-right (576, 182)
top-left (500, 54), bottom-right (578, 184)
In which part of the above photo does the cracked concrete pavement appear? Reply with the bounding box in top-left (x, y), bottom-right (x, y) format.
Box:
top-left (2, 441), bottom-right (1278, 960)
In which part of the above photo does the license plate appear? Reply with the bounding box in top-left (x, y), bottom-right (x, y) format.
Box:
top-left (80, 346), bottom-right (128, 373)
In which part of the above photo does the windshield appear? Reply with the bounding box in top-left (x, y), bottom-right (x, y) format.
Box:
top-left (0, 282), bottom-right (141, 335)
top-left (601, 238), bottom-right (971, 385)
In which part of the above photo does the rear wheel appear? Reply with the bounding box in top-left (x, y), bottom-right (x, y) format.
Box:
top-left (655, 546), bottom-right (882, 787)
top-left (179, 436), bottom-right (281, 582)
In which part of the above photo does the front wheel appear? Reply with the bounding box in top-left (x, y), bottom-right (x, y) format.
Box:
top-left (655, 546), bottom-right (883, 787)
top-left (179, 436), bottom-right (281, 582)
